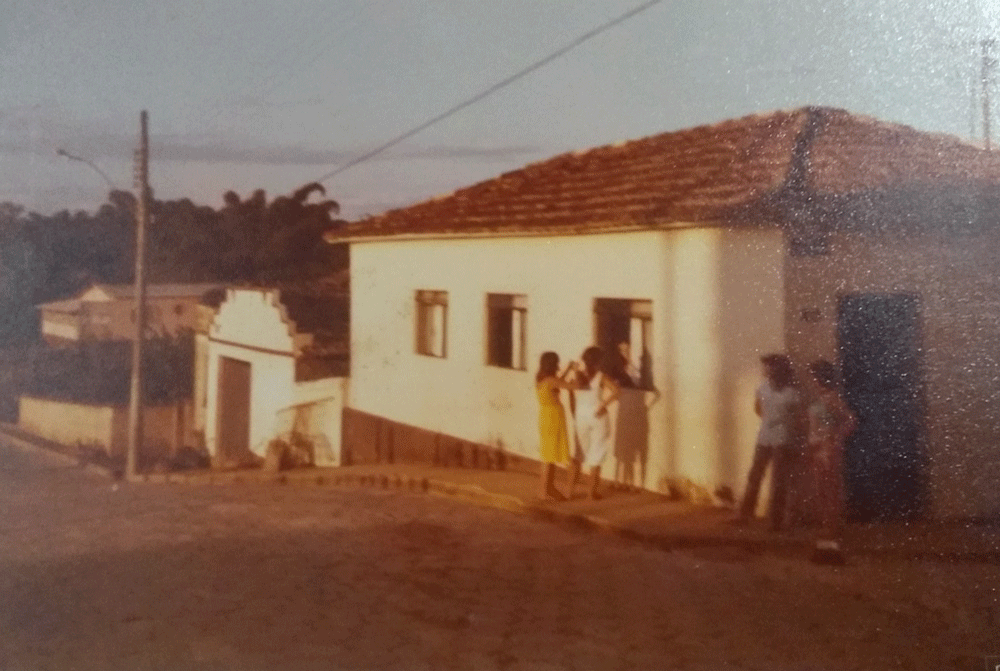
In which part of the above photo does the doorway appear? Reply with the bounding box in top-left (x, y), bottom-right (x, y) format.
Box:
top-left (217, 356), bottom-right (251, 463)
top-left (837, 293), bottom-right (924, 521)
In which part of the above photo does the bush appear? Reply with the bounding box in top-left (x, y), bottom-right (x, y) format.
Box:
top-left (22, 334), bottom-right (193, 405)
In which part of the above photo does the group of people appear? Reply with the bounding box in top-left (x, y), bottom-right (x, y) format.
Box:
top-left (535, 346), bottom-right (856, 557)
top-left (534, 346), bottom-right (631, 502)
top-left (737, 353), bottom-right (856, 554)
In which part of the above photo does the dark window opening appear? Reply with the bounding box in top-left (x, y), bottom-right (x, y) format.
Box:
top-left (486, 293), bottom-right (526, 370)
top-left (593, 298), bottom-right (653, 389)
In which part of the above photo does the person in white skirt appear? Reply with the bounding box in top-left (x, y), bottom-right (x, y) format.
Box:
top-left (568, 346), bottom-right (620, 500)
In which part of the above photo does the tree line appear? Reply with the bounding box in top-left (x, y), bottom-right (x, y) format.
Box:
top-left (0, 183), bottom-right (348, 345)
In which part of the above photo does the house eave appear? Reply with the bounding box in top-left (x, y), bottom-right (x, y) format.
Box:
top-left (326, 218), bottom-right (732, 245)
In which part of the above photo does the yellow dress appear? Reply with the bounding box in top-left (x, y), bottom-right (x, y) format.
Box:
top-left (536, 377), bottom-right (570, 464)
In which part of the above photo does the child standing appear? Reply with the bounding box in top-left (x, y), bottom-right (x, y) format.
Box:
top-left (807, 359), bottom-right (856, 561)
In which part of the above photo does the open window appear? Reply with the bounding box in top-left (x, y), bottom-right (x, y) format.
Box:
top-left (486, 293), bottom-right (526, 370)
top-left (415, 290), bottom-right (448, 358)
top-left (593, 298), bottom-right (653, 388)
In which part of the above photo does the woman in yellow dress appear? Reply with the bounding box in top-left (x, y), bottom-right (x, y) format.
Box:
top-left (535, 351), bottom-right (577, 501)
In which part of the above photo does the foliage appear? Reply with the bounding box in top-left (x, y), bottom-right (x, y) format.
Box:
top-left (0, 183), bottom-right (349, 345)
top-left (22, 332), bottom-right (194, 405)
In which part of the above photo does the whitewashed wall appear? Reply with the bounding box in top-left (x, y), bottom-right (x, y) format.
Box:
top-left (40, 313), bottom-right (80, 341)
top-left (272, 377), bottom-right (348, 466)
top-left (205, 289), bottom-right (297, 458)
top-left (19, 395), bottom-right (182, 457)
top-left (349, 228), bottom-right (784, 498)
top-left (205, 289), bottom-right (346, 464)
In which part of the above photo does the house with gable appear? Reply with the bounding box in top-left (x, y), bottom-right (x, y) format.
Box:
top-left (200, 275), bottom-right (349, 468)
top-left (328, 106), bottom-right (1000, 521)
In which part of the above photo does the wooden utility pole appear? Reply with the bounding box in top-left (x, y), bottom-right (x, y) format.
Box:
top-left (982, 39), bottom-right (995, 150)
top-left (126, 110), bottom-right (149, 480)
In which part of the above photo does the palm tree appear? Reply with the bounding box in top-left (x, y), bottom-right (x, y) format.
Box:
top-left (214, 183), bottom-right (346, 282)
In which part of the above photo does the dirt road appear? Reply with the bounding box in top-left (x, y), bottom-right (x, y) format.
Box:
top-left (1, 440), bottom-right (996, 670)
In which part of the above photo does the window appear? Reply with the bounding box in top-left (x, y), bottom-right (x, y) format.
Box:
top-left (415, 290), bottom-right (448, 357)
top-left (594, 298), bottom-right (653, 389)
top-left (486, 293), bottom-right (527, 370)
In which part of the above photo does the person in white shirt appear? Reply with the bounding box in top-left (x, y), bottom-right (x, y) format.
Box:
top-left (737, 353), bottom-right (804, 531)
top-left (568, 347), bottom-right (620, 500)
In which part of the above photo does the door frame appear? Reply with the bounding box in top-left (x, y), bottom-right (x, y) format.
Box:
top-left (835, 291), bottom-right (927, 520)
top-left (216, 355), bottom-right (252, 463)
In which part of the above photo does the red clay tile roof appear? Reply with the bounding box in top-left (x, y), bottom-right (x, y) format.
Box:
top-left (330, 107), bottom-right (1000, 241)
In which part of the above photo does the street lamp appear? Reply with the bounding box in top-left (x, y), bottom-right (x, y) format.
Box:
top-left (55, 149), bottom-right (118, 191)
top-left (56, 117), bottom-right (149, 480)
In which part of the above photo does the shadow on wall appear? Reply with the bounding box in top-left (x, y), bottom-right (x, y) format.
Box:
top-left (613, 387), bottom-right (651, 488)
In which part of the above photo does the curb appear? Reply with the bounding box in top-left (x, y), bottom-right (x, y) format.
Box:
top-left (0, 427), bottom-right (114, 479)
top-left (119, 464), bottom-right (1000, 564)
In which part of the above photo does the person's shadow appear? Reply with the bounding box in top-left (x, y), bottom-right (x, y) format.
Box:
top-left (613, 349), bottom-right (659, 488)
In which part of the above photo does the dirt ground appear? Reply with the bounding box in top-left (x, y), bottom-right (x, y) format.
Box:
top-left (1, 442), bottom-right (997, 671)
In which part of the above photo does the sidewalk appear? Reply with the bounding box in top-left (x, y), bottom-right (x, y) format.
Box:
top-left (133, 462), bottom-right (1000, 563)
top-left (3, 424), bottom-right (998, 563)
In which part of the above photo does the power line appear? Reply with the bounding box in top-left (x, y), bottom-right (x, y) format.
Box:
top-left (314, 0), bottom-right (666, 184)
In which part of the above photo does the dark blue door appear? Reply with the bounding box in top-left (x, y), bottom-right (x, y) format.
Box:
top-left (837, 294), bottom-right (924, 521)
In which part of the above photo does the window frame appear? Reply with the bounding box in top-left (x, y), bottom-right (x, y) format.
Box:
top-left (485, 293), bottom-right (527, 371)
top-left (415, 290), bottom-right (448, 358)
top-left (593, 297), bottom-right (654, 390)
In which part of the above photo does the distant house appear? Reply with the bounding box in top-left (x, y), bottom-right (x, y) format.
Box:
top-left (199, 277), bottom-right (349, 468)
top-left (329, 106), bottom-right (1000, 521)
top-left (38, 282), bottom-right (224, 345)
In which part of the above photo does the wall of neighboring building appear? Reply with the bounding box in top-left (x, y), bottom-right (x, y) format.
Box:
top-left (79, 297), bottom-right (203, 341)
top-left (348, 228), bottom-right (784, 500)
top-left (40, 310), bottom-right (80, 342)
top-left (191, 304), bottom-right (217, 447)
top-left (786, 229), bottom-right (1000, 519)
top-left (204, 289), bottom-right (297, 460)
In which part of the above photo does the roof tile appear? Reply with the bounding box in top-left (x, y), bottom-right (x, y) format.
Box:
top-left (332, 107), bottom-right (1000, 240)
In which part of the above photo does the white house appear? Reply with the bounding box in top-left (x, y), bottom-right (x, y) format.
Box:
top-left (329, 107), bottom-right (1000, 521)
top-left (38, 282), bottom-right (223, 345)
top-left (202, 282), bottom-right (348, 468)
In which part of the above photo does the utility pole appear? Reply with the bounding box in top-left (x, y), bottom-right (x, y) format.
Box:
top-left (126, 110), bottom-right (149, 480)
top-left (982, 39), bottom-right (995, 150)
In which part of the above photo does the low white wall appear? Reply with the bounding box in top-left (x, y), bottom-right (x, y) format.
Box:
top-left (19, 395), bottom-right (184, 458)
top-left (19, 395), bottom-right (113, 448)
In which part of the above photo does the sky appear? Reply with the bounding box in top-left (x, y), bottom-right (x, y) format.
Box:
top-left (1, 0), bottom-right (998, 219)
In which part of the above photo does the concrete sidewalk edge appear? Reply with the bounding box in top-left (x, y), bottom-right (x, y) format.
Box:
top-left (212, 469), bottom-right (1000, 563)
top-left (112, 466), bottom-right (1000, 563)
top-left (4, 429), bottom-right (995, 564)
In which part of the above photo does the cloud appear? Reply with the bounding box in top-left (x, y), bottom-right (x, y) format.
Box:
top-left (0, 110), bottom-right (540, 166)
top-left (153, 140), bottom-right (541, 166)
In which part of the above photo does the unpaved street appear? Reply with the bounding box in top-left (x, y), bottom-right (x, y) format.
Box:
top-left (0, 441), bottom-right (997, 671)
